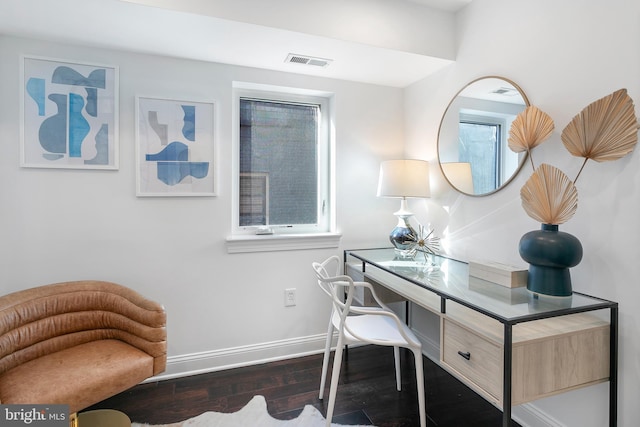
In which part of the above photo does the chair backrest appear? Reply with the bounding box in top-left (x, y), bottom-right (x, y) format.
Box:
top-left (312, 255), bottom-right (354, 320)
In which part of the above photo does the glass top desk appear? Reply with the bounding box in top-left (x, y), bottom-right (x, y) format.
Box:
top-left (344, 248), bottom-right (618, 427)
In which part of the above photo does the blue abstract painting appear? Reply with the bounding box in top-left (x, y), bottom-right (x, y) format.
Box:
top-left (22, 56), bottom-right (118, 169)
top-left (137, 97), bottom-right (215, 196)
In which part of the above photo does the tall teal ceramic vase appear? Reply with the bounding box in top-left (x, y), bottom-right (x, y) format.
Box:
top-left (519, 224), bottom-right (583, 297)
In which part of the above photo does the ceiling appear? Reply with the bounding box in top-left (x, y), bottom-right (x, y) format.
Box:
top-left (408, 0), bottom-right (473, 12)
top-left (0, 0), bottom-right (472, 87)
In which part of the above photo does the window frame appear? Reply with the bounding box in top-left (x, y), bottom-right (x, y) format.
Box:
top-left (227, 83), bottom-right (340, 253)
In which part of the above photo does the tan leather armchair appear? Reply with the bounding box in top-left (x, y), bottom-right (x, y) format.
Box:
top-left (0, 280), bottom-right (167, 415)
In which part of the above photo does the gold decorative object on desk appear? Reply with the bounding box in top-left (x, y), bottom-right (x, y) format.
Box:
top-left (408, 223), bottom-right (440, 260)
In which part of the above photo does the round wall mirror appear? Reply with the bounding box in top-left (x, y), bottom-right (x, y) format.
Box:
top-left (437, 76), bottom-right (530, 196)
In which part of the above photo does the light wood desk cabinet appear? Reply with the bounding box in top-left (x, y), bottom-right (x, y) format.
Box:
top-left (344, 249), bottom-right (618, 427)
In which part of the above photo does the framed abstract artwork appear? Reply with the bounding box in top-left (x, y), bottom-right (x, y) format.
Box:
top-left (136, 96), bottom-right (216, 196)
top-left (21, 56), bottom-right (119, 169)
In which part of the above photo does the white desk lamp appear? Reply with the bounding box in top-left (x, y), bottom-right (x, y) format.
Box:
top-left (377, 159), bottom-right (431, 256)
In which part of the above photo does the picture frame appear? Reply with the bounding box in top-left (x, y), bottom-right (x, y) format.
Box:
top-left (136, 96), bottom-right (216, 197)
top-left (21, 55), bottom-right (119, 169)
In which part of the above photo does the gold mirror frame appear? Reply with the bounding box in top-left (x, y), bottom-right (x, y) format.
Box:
top-left (437, 76), bottom-right (530, 196)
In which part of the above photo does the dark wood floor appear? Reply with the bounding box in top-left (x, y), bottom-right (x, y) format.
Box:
top-left (86, 345), bottom-right (521, 427)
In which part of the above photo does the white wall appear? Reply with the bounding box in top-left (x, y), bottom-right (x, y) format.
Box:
top-left (0, 36), bottom-right (404, 370)
top-left (405, 0), bottom-right (640, 426)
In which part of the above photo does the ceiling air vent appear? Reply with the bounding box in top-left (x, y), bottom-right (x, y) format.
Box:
top-left (285, 53), bottom-right (332, 68)
top-left (492, 87), bottom-right (519, 96)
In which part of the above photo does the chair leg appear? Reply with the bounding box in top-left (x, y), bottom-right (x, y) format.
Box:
top-left (413, 348), bottom-right (427, 427)
top-left (325, 335), bottom-right (345, 427)
top-left (394, 346), bottom-right (401, 391)
top-left (319, 318), bottom-right (334, 399)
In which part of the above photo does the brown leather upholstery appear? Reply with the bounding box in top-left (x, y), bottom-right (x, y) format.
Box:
top-left (0, 281), bottom-right (167, 414)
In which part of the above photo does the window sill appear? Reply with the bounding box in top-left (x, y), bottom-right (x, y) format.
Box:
top-left (226, 232), bottom-right (342, 254)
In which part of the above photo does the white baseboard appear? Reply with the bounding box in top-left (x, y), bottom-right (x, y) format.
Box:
top-left (148, 333), bottom-right (329, 382)
top-left (512, 403), bottom-right (566, 427)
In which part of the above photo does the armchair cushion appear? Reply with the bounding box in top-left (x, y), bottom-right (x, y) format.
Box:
top-left (0, 340), bottom-right (152, 413)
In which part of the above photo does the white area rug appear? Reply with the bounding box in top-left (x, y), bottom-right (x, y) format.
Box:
top-left (131, 395), bottom-right (373, 427)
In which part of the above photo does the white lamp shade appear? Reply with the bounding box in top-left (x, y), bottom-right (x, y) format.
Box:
top-left (377, 159), bottom-right (431, 198)
top-left (442, 162), bottom-right (474, 194)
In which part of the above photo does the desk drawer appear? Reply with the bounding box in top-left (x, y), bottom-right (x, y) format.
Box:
top-left (442, 318), bottom-right (502, 401)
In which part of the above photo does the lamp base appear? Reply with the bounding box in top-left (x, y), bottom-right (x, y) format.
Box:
top-left (389, 219), bottom-right (417, 257)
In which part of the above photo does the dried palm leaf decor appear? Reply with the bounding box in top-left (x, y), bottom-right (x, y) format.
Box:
top-left (562, 88), bottom-right (638, 181)
top-left (508, 89), bottom-right (638, 296)
top-left (508, 106), bottom-right (555, 171)
top-left (520, 164), bottom-right (578, 225)
top-left (508, 88), bottom-right (639, 225)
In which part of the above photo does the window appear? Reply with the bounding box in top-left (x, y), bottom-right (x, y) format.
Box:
top-left (228, 84), bottom-right (338, 252)
top-left (239, 98), bottom-right (320, 228)
top-left (458, 120), bottom-right (501, 193)
top-left (458, 111), bottom-right (519, 194)
top-left (239, 172), bottom-right (268, 225)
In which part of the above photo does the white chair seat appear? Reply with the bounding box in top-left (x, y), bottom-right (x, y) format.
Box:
top-left (313, 256), bottom-right (426, 427)
top-left (336, 311), bottom-right (421, 348)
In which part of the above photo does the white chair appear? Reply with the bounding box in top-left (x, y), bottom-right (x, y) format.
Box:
top-left (313, 255), bottom-right (426, 427)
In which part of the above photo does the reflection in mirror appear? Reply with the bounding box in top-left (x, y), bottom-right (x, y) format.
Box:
top-left (438, 77), bottom-right (529, 196)
top-left (441, 162), bottom-right (474, 194)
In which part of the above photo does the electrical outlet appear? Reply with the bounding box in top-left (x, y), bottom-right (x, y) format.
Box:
top-left (284, 288), bottom-right (296, 307)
